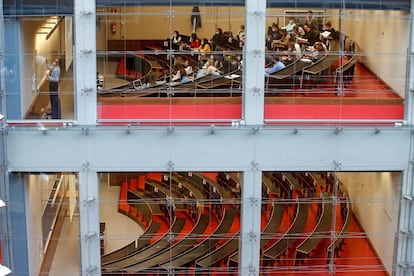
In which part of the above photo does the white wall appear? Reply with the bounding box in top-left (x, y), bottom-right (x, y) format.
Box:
top-left (340, 10), bottom-right (409, 97)
top-left (20, 18), bottom-right (64, 117)
top-left (338, 172), bottom-right (401, 274)
top-left (25, 174), bottom-right (54, 275)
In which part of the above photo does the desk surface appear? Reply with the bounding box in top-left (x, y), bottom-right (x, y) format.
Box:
top-left (101, 221), bottom-right (161, 265)
top-left (123, 213), bottom-right (210, 272)
top-left (296, 194), bottom-right (334, 255)
top-left (195, 232), bottom-right (239, 268)
top-left (263, 200), bottom-right (309, 259)
top-left (102, 217), bottom-right (186, 270)
top-left (159, 209), bottom-right (236, 269)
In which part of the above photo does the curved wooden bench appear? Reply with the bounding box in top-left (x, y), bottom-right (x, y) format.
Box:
top-left (334, 41), bottom-right (360, 93)
top-left (228, 201), bottom-right (284, 265)
top-left (326, 197), bottom-right (352, 263)
top-left (102, 217), bottom-right (186, 271)
top-left (195, 231), bottom-right (239, 268)
top-left (295, 192), bottom-right (334, 265)
top-left (300, 52), bottom-right (340, 90)
top-left (101, 221), bottom-right (161, 265)
top-left (263, 198), bottom-right (309, 260)
top-left (122, 213), bottom-right (210, 272)
top-left (266, 59), bottom-right (313, 91)
top-left (158, 209), bottom-right (237, 269)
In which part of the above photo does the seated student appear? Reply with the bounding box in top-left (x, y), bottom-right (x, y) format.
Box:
top-left (282, 17), bottom-right (297, 33)
top-left (188, 33), bottom-right (201, 49)
top-left (268, 23), bottom-right (282, 40)
top-left (321, 21), bottom-right (339, 41)
top-left (211, 28), bottom-right (226, 50)
top-left (164, 64), bottom-right (184, 83)
top-left (183, 59), bottom-right (193, 76)
top-left (265, 56), bottom-right (286, 76)
top-left (171, 30), bottom-right (182, 45)
top-left (272, 28), bottom-right (290, 50)
top-left (223, 57), bottom-right (240, 74)
top-left (237, 25), bottom-right (246, 44)
top-left (205, 58), bottom-right (223, 76)
top-left (292, 25), bottom-right (305, 39)
top-left (311, 41), bottom-right (328, 60)
top-left (302, 23), bottom-right (320, 45)
top-left (265, 34), bottom-right (274, 51)
top-left (286, 37), bottom-right (302, 60)
top-left (213, 56), bottom-right (224, 72)
top-left (179, 69), bottom-right (192, 84)
top-left (198, 38), bottom-right (212, 53)
top-left (179, 40), bottom-right (191, 51)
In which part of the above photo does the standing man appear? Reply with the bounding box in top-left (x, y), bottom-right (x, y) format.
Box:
top-left (46, 58), bottom-right (61, 119)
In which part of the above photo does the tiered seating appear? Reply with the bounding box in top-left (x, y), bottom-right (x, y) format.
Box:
top-left (294, 192), bottom-right (334, 265)
top-left (103, 171), bottom-right (355, 274)
top-left (102, 217), bottom-right (186, 271)
top-left (101, 221), bottom-right (161, 265)
top-left (228, 201), bottom-right (284, 266)
top-left (121, 213), bottom-right (210, 273)
top-left (262, 198), bottom-right (310, 260)
top-left (326, 191), bottom-right (352, 263)
top-left (158, 209), bottom-right (237, 270)
top-left (334, 41), bottom-right (359, 91)
top-left (116, 54), bottom-right (152, 81)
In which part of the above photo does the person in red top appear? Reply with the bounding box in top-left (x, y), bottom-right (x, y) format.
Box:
top-left (188, 33), bottom-right (200, 49)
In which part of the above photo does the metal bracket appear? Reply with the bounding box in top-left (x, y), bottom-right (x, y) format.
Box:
top-left (80, 49), bottom-right (93, 55)
top-left (82, 161), bottom-right (90, 171)
top-left (334, 126), bottom-right (343, 135)
top-left (82, 127), bottom-right (89, 136)
top-left (251, 126), bottom-right (260, 135)
top-left (251, 160), bottom-right (259, 171)
top-left (249, 231), bottom-right (257, 242)
top-left (84, 196), bottom-right (96, 206)
top-left (167, 161), bottom-right (174, 171)
top-left (333, 160), bottom-right (342, 171)
top-left (84, 231), bottom-right (97, 241)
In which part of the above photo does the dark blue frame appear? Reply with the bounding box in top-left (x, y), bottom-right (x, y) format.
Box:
top-left (3, 0), bottom-right (410, 16)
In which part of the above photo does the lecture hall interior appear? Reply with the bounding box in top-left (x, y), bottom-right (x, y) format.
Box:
top-left (0, 0), bottom-right (414, 275)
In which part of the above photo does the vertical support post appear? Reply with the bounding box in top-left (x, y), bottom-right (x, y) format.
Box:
top-left (395, 2), bottom-right (414, 274)
top-left (242, 0), bottom-right (266, 126)
top-left (239, 169), bottom-right (262, 275)
top-left (74, 0), bottom-right (97, 124)
top-left (78, 171), bottom-right (100, 275)
top-left (395, 170), bottom-right (414, 276)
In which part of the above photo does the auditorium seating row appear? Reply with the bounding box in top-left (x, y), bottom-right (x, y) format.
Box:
top-left (101, 171), bottom-right (353, 275)
top-left (100, 35), bottom-right (360, 98)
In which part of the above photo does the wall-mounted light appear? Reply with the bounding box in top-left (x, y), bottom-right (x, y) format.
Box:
top-left (0, 199), bottom-right (5, 208)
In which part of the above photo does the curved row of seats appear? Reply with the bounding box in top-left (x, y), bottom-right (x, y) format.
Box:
top-left (100, 34), bottom-right (360, 99)
top-left (102, 171), bottom-right (353, 275)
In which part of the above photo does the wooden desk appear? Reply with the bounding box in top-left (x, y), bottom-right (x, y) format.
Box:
top-left (326, 201), bottom-right (352, 261)
top-left (295, 193), bottom-right (334, 264)
top-left (123, 213), bottom-right (210, 272)
top-left (102, 217), bottom-right (186, 270)
top-left (263, 199), bottom-right (309, 259)
top-left (229, 202), bottom-right (284, 264)
top-left (101, 221), bottom-right (161, 265)
top-left (195, 232), bottom-right (239, 268)
top-left (159, 209), bottom-right (236, 269)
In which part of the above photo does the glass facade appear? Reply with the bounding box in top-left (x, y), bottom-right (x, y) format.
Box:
top-left (1, 1), bottom-right (413, 276)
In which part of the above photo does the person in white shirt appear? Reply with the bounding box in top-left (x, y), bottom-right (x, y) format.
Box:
top-left (170, 31), bottom-right (182, 45)
top-left (45, 58), bottom-right (61, 119)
